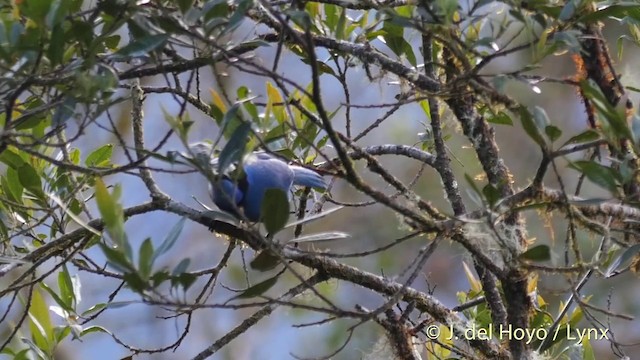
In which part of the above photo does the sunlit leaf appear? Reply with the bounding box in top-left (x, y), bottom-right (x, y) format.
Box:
top-left (85, 144), bottom-right (113, 167)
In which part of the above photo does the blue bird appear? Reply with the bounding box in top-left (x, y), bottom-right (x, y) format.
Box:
top-left (210, 152), bottom-right (326, 222)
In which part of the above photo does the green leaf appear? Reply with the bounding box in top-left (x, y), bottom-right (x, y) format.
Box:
top-left (583, 338), bottom-right (595, 360)
top-left (27, 288), bottom-right (53, 353)
top-left (48, 25), bottom-right (65, 66)
top-left (113, 34), bottom-right (169, 58)
top-left (299, 59), bottom-right (336, 77)
top-left (94, 178), bottom-right (118, 228)
top-left (579, 4), bottom-right (640, 24)
top-left (151, 271), bottom-right (172, 288)
top-left (18, 164), bottom-right (44, 199)
top-left (80, 326), bottom-right (110, 337)
top-left (138, 238), bottom-right (154, 280)
top-left (85, 144), bottom-right (113, 167)
top-left (580, 80), bottom-right (630, 140)
top-left (152, 217), bottom-right (186, 263)
top-left (519, 245), bottom-right (551, 262)
top-left (0, 148), bottom-right (27, 169)
top-left (177, 0), bottom-right (195, 13)
top-left (487, 112), bottom-right (513, 125)
top-left (176, 272), bottom-right (197, 290)
top-left (250, 250), bottom-right (280, 271)
top-left (94, 179), bottom-right (128, 252)
top-left (58, 266), bottom-right (75, 309)
top-left (261, 188), bottom-right (289, 234)
top-left (519, 106), bottom-right (547, 149)
top-left (123, 272), bottom-right (147, 293)
top-left (3, 168), bottom-right (24, 203)
top-left (99, 243), bottom-right (134, 273)
top-left (464, 173), bottom-right (483, 200)
top-left (231, 274), bottom-right (280, 300)
top-left (172, 258), bottom-right (191, 276)
top-left (545, 125), bottom-right (562, 142)
top-left (217, 121), bottom-right (251, 173)
top-left (605, 244), bottom-right (640, 277)
top-left (482, 184), bottom-right (501, 207)
top-left (561, 129), bottom-right (600, 147)
top-left (570, 160), bottom-right (618, 194)
top-left (39, 282), bottom-right (72, 314)
top-left (419, 100), bottom-right (431, 120)
top-left (81, 303), bottom-right (106, 317)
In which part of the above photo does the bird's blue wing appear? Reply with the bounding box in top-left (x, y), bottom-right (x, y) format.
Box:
top-left (290, 165), bottom-right (326, 189)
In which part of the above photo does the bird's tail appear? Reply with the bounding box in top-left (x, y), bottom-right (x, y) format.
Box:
top-left (291, 166), bottom-right (327, 189)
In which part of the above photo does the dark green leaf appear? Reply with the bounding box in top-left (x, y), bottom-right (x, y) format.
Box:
top-left (261, 188), bottom-right (289, 234)
top-left (177, 273), bottom-right (197, 290)
top-left (487, 112), bottom-right (513, 125)
top-left (0, 148), bottom-right (27, 169)
top-left (151, 271), bottom-right (172, 288)
top-left (519, 106), bottom-right (547, 148)
top-left (519, 245), bottom-right (551, 262)
top-left (123, 273), bottom-right (147, 293)
top-left (482, 184), bottom-right (501, 207)
top-left (172, 258), bottom-right (191, 276)
top-left (561, 129), bottom-right (600, 147)
top-left (580, 80), bottom-right (630, 140)
top-left (177, 0), bottom-right (195, 13)
top-left (217, 121), bottom-right (251, 173)
top-left (299, 58), bottom-right (336, 77)
top-left (113, 34), bottom-right (169, 58)
top-left (99, 243), bottom-right (134, 273)
top-left (579, 4), bottom-right (640, 24)
top-left (250, 250), bottom-right (280, 271)
top-left (4, 168), bottom-right (24, 203)
top-left (48, 25), bottom-right (65, 66)
top-left (545, 125), bottom-right (562, 142)
top-left (18, 164), bottom-right (44, 199)
top-left (570, 160), bottom-right (618, 194)
top-left (138, 238), bottom-right (154, 280)
top-left (231, 274), bottom-right (280, 300)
